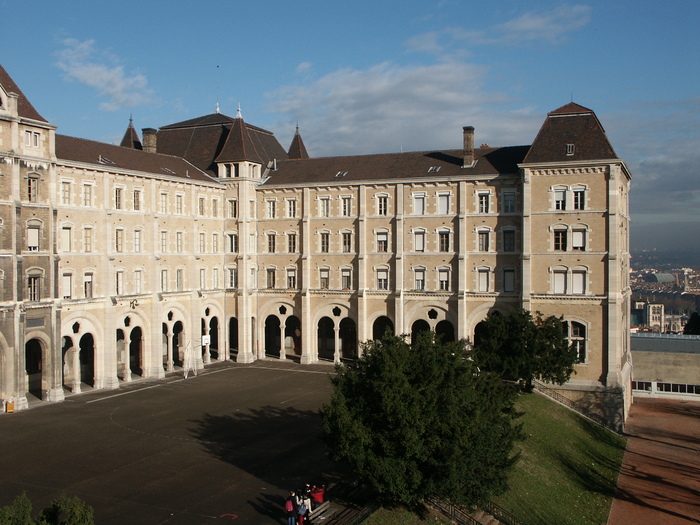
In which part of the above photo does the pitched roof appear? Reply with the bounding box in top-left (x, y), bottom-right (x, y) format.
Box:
top-left (56, 134), bottom-right (216, 183)
top-left (0, 64), bottom-right (48, 123)
top-left (265, 146), bottom-right (529, 186)
top-left (120, 118), bottom-right (143, 150)
top-left (523, 102), bottom-right (618, 164)
top-left (287, 127), bottom-right (309, 160)
top-left (215, 117), bottom-right (264, 164)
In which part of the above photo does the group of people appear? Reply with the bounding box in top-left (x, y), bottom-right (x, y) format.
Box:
top-left (284, 483), bottom-right (326, 525)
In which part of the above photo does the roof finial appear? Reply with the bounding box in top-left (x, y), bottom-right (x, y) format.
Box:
top-left (129, 113), bottom-right (133, 126)
top-left (215, 102), bottom-right (221, 114)
top-left (236, 103), bottom-right (242, 119)
top-left (215, 65), bottom-right (220, 114)
top-left (295, 122), bottom-right (300, 135)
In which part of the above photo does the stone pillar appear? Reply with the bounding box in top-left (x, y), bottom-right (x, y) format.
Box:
top-left (279, 322), bottom-right (286, 360)
top-left (334, 326), bottom-right (341, 364)
top-left (166, 327), bottom-right (174, 372)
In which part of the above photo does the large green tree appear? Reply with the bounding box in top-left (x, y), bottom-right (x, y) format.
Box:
top-left (472, 309), bottom-right (577, 391)
top-left (321, 332), bottom-right (522, 506)
top-left (683, 312), bottom-right (700, 335)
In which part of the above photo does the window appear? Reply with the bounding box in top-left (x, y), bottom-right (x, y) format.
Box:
top-left (439, 231), bottom-right (450, 252)
top-left (268, 233), bottom-right (276, 253)
top-left (115, 188), bottom-right (123, 210)
top-left (212, 199), bottom-right (218, 218)
top-left (162, 231), bottom-right (170, 253)
top-left (572, 229), bottom-right (586, 251)
top-left (288, 199), bottom-right (297, 218)
top-left (159, 193), bottom-right (167, 213)
top-left (288, 233), bottom-right (297, 253)
top-left (28, 177), bottom-right (38, 202)
top-left (176, 269), bottom-right (184, 291)
top-left (267, 200), bottom-right (276, 219)
top-left (199, 232), bottom-right (206, 253)
top-left (134, 270), bottom-right (142, 294)
top-left (249, 234), bottom-right (256, 252)
top-left (27, 227), bottom-right (40, 252)
top-left (287, 268), bottom-right (297, 289)
top-left (200, 269), bottom-right (206, 289)
top-left (554, 229), bottom-right (567, 251)
top-left (478, 268), bottom-right (489, 292)
top-left (228, 199), bottom-right (238, 218)
top-left (478, 193), bottom-right (489, 214)
top-left (198, 197), bottom-right (205, 216)
top-left (176, 231), bottom-right (183, 253)
top-left (61, 227), bottom-right (72, 252)
top-left (503, 269), bottom-right (515, 292)
top-left (83, 185), bottom-right (93, 207)
top-left (573, 189), bottom-right (585, 210)
top-left (439, 269), bottom-right (450, 291)
top-left (62, 274), bottom-right (72, 299)
top-left (503, 230), bottom-right (515, 252)
top-left (378, 195), bottom-right (388, 216)
top-left (249, 200), bottom-right (256, 218)
top-left (414, 194), bottom-right (426, 215)
top-left (267, 268), bottom-right (276, 288)
top-left (555, 189), bottom-right (566, 210)
top-left (84, 273), bottom-right (93, 298)
top-left (415, 268), bottom-right (425, 291)
top-left (414, 230), bottom-right (425, 252)
top-left (320, 268), bottom-right (330, 289)
top-left (116, 271), bottom-right (124, 295)
top-left (342, 196), bottom-right (352, 216)
top-left (342, 268), bottom-right (352, 290)
top-left (553, 269), bottom-right (567, 294)
top-left (61, 182), bottom-right (71, 205)
top-left (478, 230), bottom-right (489, 252)
top-left (438, 194), bottom-right (450, 214)
top-left (228, 268), bottom-right (238, 288)
top-left (342, 232), bottom-right (352, 253)
top-left (176, 195), bottom-right (183, 214)
top-left (115, 229), bottom-right (124, 253)
top-left (377, 231), bottom-right (388, 252)
top-left (572, 270), bottom-right (586, 295)
top-left (27, 275), bottom-right (40, 301)
top-left (570, 322), bottom-right (586, 362)
top-left (377, 268), bottom-right (389, 290)
top-left (84, 228), bottom-right (93, 253)
top-left (228, 233), bottom-right (239, 253)
top-left (321, 232), bottom-right (330, 253)
top-left (25, 130), bottom-right (40, 148)
top-left (566, 143), bottom-right (575, 156)
top-left (503, 191), bottom-right (515, 213)
top-left (134, 230), bottom-right (142, 253)
top-left (320, 198), bottom-right (330, 217)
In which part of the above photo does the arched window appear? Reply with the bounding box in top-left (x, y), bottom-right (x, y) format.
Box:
top-left (567, 321), bottom-right (587, 363)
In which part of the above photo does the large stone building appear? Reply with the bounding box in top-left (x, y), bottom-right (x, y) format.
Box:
top-left (0, 64), bottom-right (632, 427)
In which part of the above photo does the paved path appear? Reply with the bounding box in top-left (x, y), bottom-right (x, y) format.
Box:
top-left (608, 397), bottom-right (700, 524)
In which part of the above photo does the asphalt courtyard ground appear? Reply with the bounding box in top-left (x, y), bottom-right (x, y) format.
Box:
top-left (0, 360), bottom-right (342, 524)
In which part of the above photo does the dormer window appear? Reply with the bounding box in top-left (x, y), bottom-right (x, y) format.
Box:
top-left (566, 143), bottom-right (575, 156)
top-left (428, 166), bottom-right (441, 173)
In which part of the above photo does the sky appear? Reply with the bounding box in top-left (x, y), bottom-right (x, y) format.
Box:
top-left (2, 0), bottom-right (699, 252)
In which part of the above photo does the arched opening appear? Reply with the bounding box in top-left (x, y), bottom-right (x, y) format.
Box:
top-left (172, 321), bottom-right (184, 367)
top-left (473, 320), bottom-right (489, 348)
top-left (25, 339), bottom-right (43, 399)
top-left (129, 326), bottom-right (143, 376)
top-left (201, 318), bottom-right (207, 358)
top-left (436, 320), bottom-right (455, 343)
top-left (317, 317), bottom-right (335, 361)
top-left (285, 316), bottom-right (301, 357)
top-left (116, 329), bottom-right (126, 379)
top-left (209, 317), bottom-right (219, 359)
top-left (411, 319), bottom-right (431, 346)
top-left (339, 318), bottom-right (357, 360)
top-left (78, 333), bottom-right (95, 387)
top-left (372, 316), bottom-right (394, 341)
top-left (229, 317), bottom-right (238, 358)
top-left (62, 336), bottom-right (73, 389)
top-left (265, 315), bottom-right (281, 357)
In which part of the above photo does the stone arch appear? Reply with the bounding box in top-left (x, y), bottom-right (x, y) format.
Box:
top-left (411, 319), bottom-right (431, 346)
top-left (339, 317), bottom-right (357, 360)
top-left (24, 338), bottom-right (45, 399)
top-left (317, 316), bottom-right (335, 361)
top-left (265, 315), bottom-right (281, 357)
top-left (372, 316), bottom-right (394, 341)
top-left (78, 333), bottom-right (95, 387)
top-left (435, 320), bottom-right (455, 343)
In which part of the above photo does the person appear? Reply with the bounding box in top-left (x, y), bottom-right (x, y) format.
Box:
top-left (310, 484), bottom-right (325, 508)
top-left (285, 492), bottom-right (297, 525)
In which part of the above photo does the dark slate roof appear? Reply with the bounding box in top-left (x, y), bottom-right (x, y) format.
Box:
top-left (155, 113), bottom-right (288, 177)
top-left (287, 128), bottom-right (309, 160)
top-left (264, 146), bottom-right (529, 186)
top-left (120, 119), bottom-right (143, 150)
top-left (0, 64), bottom-right (48, 123)
top-left (523, 102), bottom-right (618, 164)
top-left (56, 134), bottom-right (216, 183)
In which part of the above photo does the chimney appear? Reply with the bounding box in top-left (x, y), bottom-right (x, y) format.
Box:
top-left (463, 126), bottom-right (475, 167)
top-left (142, 128), bottom-right (157, 153)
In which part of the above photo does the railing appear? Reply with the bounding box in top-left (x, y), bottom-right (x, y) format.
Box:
top-left (426, 497), bottom-right (481, 525)
top-left (532, 380), bottom-right (612, 431)
top-left (485, 501), bottom-right (525, 525)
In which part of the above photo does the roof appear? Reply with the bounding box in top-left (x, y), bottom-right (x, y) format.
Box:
top-left (155, 113), bottom-right (288, 177)
top-left (523, 102), bottom-right (618, 164)
top-left (287, 127), bottom-right (309, 160)
top-left (56, 134), bottom-right (216, 183)
top-left (0, 64), bottom-right (48, 123)
top-left (264, 145), bottom-right (529, 186)
top-left (120, 118), bottom-right (143, 150)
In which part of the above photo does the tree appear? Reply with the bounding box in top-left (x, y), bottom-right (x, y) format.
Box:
top-left (472, 309), bottom-right (577, 391)
top-left (0, 493), bottom-right (94, 525)
top-left (684, 312), bottom-right (700, 335)
top-left (321, 332), bottom-right (522, 506)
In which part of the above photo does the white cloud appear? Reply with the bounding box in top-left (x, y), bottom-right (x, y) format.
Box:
top-left (55, 38), bottom-right (155, 112)
top-left (295, 62), bottom-right (313, 76)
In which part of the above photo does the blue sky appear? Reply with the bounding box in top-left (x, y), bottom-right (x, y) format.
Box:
top-left (2, 1), bottom-right (699, 251)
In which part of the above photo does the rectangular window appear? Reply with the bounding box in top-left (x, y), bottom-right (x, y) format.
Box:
top-left (503, 269), bottom-right (515, 292)
top-left (320, 198), bottom-right (330, 217)
top-left (62, 274), bottom-right (72, 299)
top-left (378, 195), bottom-right (388, 216)
top-left (162, 231), bottom-right (169, 253)
top-left (176, 269), bottom-right (184, 291)
top-left (159, 193), bottom-right (167, 214)
top-left (199, 232), bottom-right (206, 253)
top-left (478, 269), bottom-right (489, 292)
top-left (250, 200), bottom-right (256, 218)
top-left (288, 199), bottom-right (297, 218)
top-left (61, 182), bottom-right (71, 205)
top-left (115, 188), bottom-right (123, 210)
top-left (200, 268), bottom-right (206, 289)
top-left (199, 198), bottom-right (205, 216)
top-left (439, 231), bottom-right (450, 252)
top-left (342, 197), bottom-right (351, 216)
top-left (478, 231), bottom-right (489, 252)
top-left (503, 230), bottom-right (515, 252)
top-left (228, 268), bottom-right (238, 288)
top-left (116, 271), bottom-right (124, 295)
top-left (27, 227), bottom-right (40, 252)
top-left (267, 200), bottom-right (276, 219)
top-left (287, 268), bottom-right (297, 289)
top-left (377, 232), bottom-right (388, 252)
top-left (130, 230), bottom-right (140, 253)
top-left (553, 270), bottom-right (567, 294)
top-left (572, 229), bottom-right (586, 251)
top-left (133, 190), bottom-right (141, 211)
top-left (321, 232), bottom-right (330, 253)
top-left (566, 143), bottom-right (575, 156)
top-left (438, 194), bottom-right (450, 215)
top-left (555, 189), bottom-right (566, 210)
top-left (61, 227), bottom-right (72, 252)
top-left (377, 269), bottom-right (388, 290)
top-left (415, 231), bottom-right (425, 252)
top-left (249, 234), bottom-right (256, 252)
top-left (229, 234), bottom-right (238, 253)
top-left (84, 228), bottom-right (93, 253)
top-left (573, 190), bottom-right (585, 210)
top-left (288, 233), bottom-right (297, 253)
top-left (228, 199), bottom-right (238, 218)
top-left (414, 194), bottom-right (426, 215)
top-left (176, 194), bottom-right (183, 214)
top-left (439, 270), bottom-right (450, 291)
top-left (212, 199), bottom-right (218, 218)
top-left (28, 177), bottom-right (38, 202)
top-left (478, 193), bottom-right (489, 214)
top-left (27, 275), bottom-right (40, 301)
top-left (115, 229), bottom-right (124, 252)
top-left (212, 234), bottom-right (219, 253)
top-left (320, 268), bottom-right (330, 289)
top-left (415, 269), bottom-right (425, 291)
top-left (342, 269), bottom-right (352, 290)
top-left (134, 271), bottom-right (142, 294)
top-left (176, 231), bottom-right (183, 253)
top-left (249, 267), bottom-right (256, 289)
top-left (572, 271), bottom-right (586, 294)
top-left (268, 234), bottom-right (276, 253)
top-left (554, 230), bottom-right (567, 251)
top-left (84, 273), bottom-right (93, 298)
top-left (503, 192), bottom-right (515, 213)
top-left (83, 185), bottom-right (93, 207)
top-left (267, 268), bottom-right (276, 288)
top-left (342, 232), bottom-right (352, 253)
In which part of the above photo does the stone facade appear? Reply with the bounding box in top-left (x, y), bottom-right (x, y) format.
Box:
top-left (0, 65), bottom-right (632, 428)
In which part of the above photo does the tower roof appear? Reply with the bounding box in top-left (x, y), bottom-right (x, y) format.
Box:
top-left (0, 64), bottom-right (48, 123)
top-left (287, 126), bottom-right (310, 160)
top-left (119, 117), bottom-right (143, 150)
